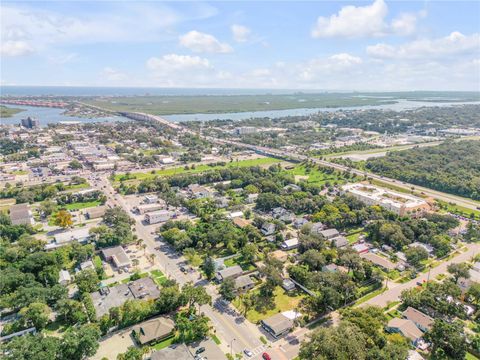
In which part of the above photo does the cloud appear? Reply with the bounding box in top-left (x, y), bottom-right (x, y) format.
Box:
top-left (231, 24), bottom-right (251, 42)
top-left (179, 30), bottom-right (233, 53)
top-left (311, 0), bottom-right (425, 38)
top-left (0, 40), bottom-right (34, 57)
top-left (102, 67), bottom-right (127, 81)
top-left (367, 32), bottom-right (480, 59)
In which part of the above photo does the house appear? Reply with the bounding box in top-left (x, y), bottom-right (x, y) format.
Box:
top-left (91, 277), bottom-right (160, 318)
top-left (80, 260), bottom-right (95, 271)
top-left (145, 210), bottom-right (172, 224)
top-left (101, 246), bottom-right (131, 269)
top-left (216, 265), bottom-right (243, 282)
top-left (234, 275), bottom-right (255, 292)
top-left (386, 318), bottom-right (423, 344)
top-left (215, 196), bottom-right (229, 208)
top-left (408, 242), bottom-right (434, 256)
top-left (278, 212), bottom-right (295, 224)
top-left (310, 222), bottom-right (325, 234)
top-left (228, 211), bottom-right (244, 219)
top-left (85, 206), bottom-right (106, 220)
top-left (361, 253), bottom-right (397, 271)
top-left (270, 250), bottom-right (289, 263)
top-left (283, 184), bottom-right (301, 192)
top-left (261, 313), bottom-right (294, 338)
top-left (187, 184), bottom-right (211, 199)
top-left (352, 243), bottom-right (369, 254)
top-left (331, 236), bottom-right (348, 248)
top-left (9, 204), bottom-right (34, 226)
top-left (132, 316), bottom-right (175, 345)
top-left (233, 217), bottom-right (251, 228)
top-left (58, 270), bottom-right (71, 285)
top-left (150, 344), bottom-right (191, 360)
top-left (282, 278), bottom-right (296, 292)
top-left (261, 223), bottom-right (276, 236)
top-left (281, 238), bottom-right (299, 250)
top-left (293, 217), bottom-right (309, 229)
top-left (47, 227), bottom-right (90, 249)
top-left (403, 307), bottom-right (433, 332)
top-left (245, 193), bottom-right (258, 204)
top-left (319, 228), bottom-right (339, 239)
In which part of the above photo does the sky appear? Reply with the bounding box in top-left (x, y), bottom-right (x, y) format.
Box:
top-left (1, 0), bottom-right (479, 91)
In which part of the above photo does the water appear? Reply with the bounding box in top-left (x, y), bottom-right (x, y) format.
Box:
top-left (163, 99), bottom-right (480, 123)
top-left (0, 105), bottom-right (126, 127)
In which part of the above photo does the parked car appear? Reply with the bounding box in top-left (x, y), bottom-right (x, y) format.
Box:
top-left (196, 347), bottom-right (206, 355)
top-left (244, 349), bottom-right (253, 357)
top-left (262, 353), bottom-right (271, 360)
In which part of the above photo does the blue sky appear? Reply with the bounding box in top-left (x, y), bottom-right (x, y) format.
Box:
top-left (1, 0), bottom-right (479, 90)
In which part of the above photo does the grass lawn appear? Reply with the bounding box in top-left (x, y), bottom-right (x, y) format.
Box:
top-left (211, 334), bottom-right (221, 345)
top-left (151, 335), bottom-right (176, 350)
top-left (466, 352), bottom-right (479, 360)
top-left (233, 286), bottom-right (305, 324)
top-left (63, 183), bottom-right (90, 191)
top-left (224, 255), bottom-right (256, 271)
top-left (58, 200), bottom-right (102, 211)
top-left (355, 286), bottom-right (386, 306)
top-left (93, 255), bottom-right (103, 268)
top-left (151, 269), bottom-right (169, 286)
top-left (436, 199), bottom-right (480, 220)
top-left (121, 272), bottom-right (149, 284)
top-left (346, 231), bottom-right (365, 244)
top-left (283, 164), bottom-right (351, 186)
top-left (114, 157), bottom-right (281, 183)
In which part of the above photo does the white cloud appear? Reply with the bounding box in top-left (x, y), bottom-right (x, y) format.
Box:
top-left (102, 67), bottom-right (127, 81)
top-left (0, 40), bottom-right (34, 57)
top-left (179, 30), bottom-right (233, 53)
top-left (231, 24), bottom-right (251, 43)
top-left (367, 32), bottom-right (480, 59)
top-left (311, 0), bottom-right (425, 38)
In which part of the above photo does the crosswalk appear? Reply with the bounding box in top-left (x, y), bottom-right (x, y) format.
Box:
top-left (249, 344), bottom-right (268, 357)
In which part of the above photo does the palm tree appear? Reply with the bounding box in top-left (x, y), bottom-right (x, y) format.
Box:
top-left (141, 243), bottom-right (147, 255)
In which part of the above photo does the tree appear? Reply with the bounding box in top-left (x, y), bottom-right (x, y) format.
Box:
top-left (182, 282), bottom-right (212, 310)
top-left (405, 246), bottom-right (429, 268)
top-left (176, 311), bottom-right (210, 343)
top-left (60, 324), bottom-right (101, 360)
top-left (56, 299), bottom-right (88, 325)
top-left (239, 292), bottom-right (254, 317)
top-left (39, 200), bottom-right (57, 217)
top-left (117, 346), bottom-right (147, 360)
top-left (75, 269), bottom-right (99, 293)
top-left (155, 284), bottom-right (185, 313)
top-left (54, 210), bottom-right (73, 228)
top-left (219, 278), bottom-right (236, 301)
top-left (19, 302), bottom-right (51, 330)
top-left (103, 206), bottom-right (134, 227)
top-left (241, 243), bottom-right (258, 263)
top-left (299, 322), bottom-right (367, 360)
top-left (424, 319), bottom-right (467, 360)
top-left (202, 257), bottom-right (216, 280)
top-left (69, 160), bottom-right (83, 170)
top-left (447, 263), bottom-right (470, 284)
top-left (4, 334), bottom-right (60, 360)
top-left (467, 283), bottom-right (480, 305)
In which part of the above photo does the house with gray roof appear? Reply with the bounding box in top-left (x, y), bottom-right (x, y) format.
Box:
top-left (215, 265), bottom-right (243, 282)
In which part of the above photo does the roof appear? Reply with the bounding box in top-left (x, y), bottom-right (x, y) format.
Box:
top-left (319, 228), bottom-right (339, 238)
top-left (150, 344), bottom-right (191, 360)
top-left (128, 277), bottom-right (161, 300)
top-left (234, 275), bottom-right (254, 289)
top-left (352, 243), bottom-right (369, 253)
top-left (54, 227), bottom-right (90, 245)
top-left (331, 236), bottom-right (348, 248)
top-left (233, 217), bottom-right (251, 228)
top-left (261, 313), bottom-right (294, 335)
top-left (217, 265), bottom-right (243, 280)
top-left (9, 203), bottom-right (33, 226)
top-left (132, 316), bottom-right (175, 345)
top-left (101, 246), bottom-right (131, 268)
top-left (387, 318), bottom-right (423, 342)
top-left (282, 238), bottom-right (299, 248)
top-left (91, 283), bottom-right (134, 318)
top-left (85, 206), bottom-right (106, 219)
top-left (403, 307), bottom-right (434, 331)
top-left (58, 269), bottom-right (71, 283)
top-left (271, 250), bottom-right (289, 262)
top-left (361, 253), bottom-right (396, 270)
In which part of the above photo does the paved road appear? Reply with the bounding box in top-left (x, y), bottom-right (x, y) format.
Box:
top-left (94, 175), bottom-right (265, 359)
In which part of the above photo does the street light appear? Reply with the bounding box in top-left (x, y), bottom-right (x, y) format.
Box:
top-left (230, 338), bottom-right (236, 359)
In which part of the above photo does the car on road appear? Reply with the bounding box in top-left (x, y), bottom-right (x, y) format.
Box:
top-left (262, 353), bottom-right (271, 360)
top-left (244, 349), bottom-right (253, 357)
top-left (196, 347), bottom-right (206, 355)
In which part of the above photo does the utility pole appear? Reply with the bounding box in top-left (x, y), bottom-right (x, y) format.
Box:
top-left (230, 338), bottom-right (236, 359)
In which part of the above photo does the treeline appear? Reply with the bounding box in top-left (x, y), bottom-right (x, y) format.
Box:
top-left (365, 140), bottom-right (480, 200)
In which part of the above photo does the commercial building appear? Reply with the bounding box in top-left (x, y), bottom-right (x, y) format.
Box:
top-left (101, 246), bottom-right (131, 269)
top-left (234, 127), bottom-right (257, 135)
top-left (47, 227), bottom-right (90, 249)
top-left (132, 317), bottom-right (175, 345)
top-left (145, 210), bottom-right (172, 224)
top-left (342, 183), bottom-right (429, 216)
top-left (20, 117), bottom-right (40, 129)
top-left (85, 206), bottom-right (107, 220)
top-left (136, 203), bottom-right (164, 214)
top-left (261, 313), bottom-right (294, 338)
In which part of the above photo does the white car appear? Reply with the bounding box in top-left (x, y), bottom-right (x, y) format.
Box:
top-left (244, 349), bottom-right (253, 357)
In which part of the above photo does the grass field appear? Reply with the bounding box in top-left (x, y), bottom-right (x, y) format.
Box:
top-left (151, 269), bottom-right (169, 286)
top-left (233, 286), bottom-right (304, 323)
top-left (0, 105), bottom-right (24, 118)
top-left (84, 93), bottom-right (399, 116)
top-left (114, 157), bottom-right (281, 183)
top-left (223, 255), bottom-right (256, 271)
top-left (283, 163), bottom-right (350, 186)
top-left (59, 200), bottom-right (102, 211)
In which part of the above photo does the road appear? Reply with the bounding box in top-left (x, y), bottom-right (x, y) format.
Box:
top-left (93, 175), bottom-right (266, 359)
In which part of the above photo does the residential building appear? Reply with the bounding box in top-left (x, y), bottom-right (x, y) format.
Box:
top-left (403, 307), bottom-right (434, 332)
top-left (386, 318), bottom-right (423, 344)
top-left (281, 238), bottom-right (299, 250)
top-left (282, 278), bottom-right (296, 292)
top-left (144, 194), bottom-right (158, 204)
top-left (352, 243), bottom-right (369, 254)
top-left (360, 253), bottom-right (397, 271)
top-left (270, 250), bottom-right (289, 263)
top-left (234, 275), bottom-right (255, 292)
top-left (319, 228), bottom-right (339, 239)
top-left (9, 204), bottom-right (34, 226)
top-left (58, 270), bottom-right (71, 286)
top-left (261, 223), bottom-right (276, 236)
top-left (216, 265), bottom-right (243, 282)
top-left (234, 126), bottom-right (257, 135)
top-left (132, 317), bottom-right (175, 345)
top-left (331, 236), bottom-right (348, 248)
top-left (85, 206), bottom-right (106, 220)
top-left (20, 117), bottom-right (40, 129)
